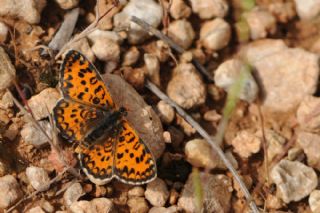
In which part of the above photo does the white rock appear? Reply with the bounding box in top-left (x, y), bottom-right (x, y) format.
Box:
top-left (0, 0), bottom-right (47, 24)
top-left (214, 58), bottom-right (258, 102)
top-left (0, 47), bottom-right (15, 90)
top-left (190, 0), bottom-right (228, 19)
top-left (231, 130), bottom-right (261, 158)
top-left (145, 178), bottom-right (169, 207)
top-left (64, 182), bottom-right (84, 207)
top-left (55, 0), bottom-right (79, 10)
top-left (168, 19), bottom-right (195, 50)
top-left (167, 63), bottom-right (206, 109)
top-left (144, 53), bottom-right (160, 86)
top-left (21, 120), bottom-right (52, 147)
top-left (0, 22), bottom-right (8, 43)
top-left (0, 175), bottom-right (23, 209)
top-left (87, 29), bottom-right (122, 44)
top-left (296, 96), bottom-right (320, 132)
top-left (294, 0), bottom-right (320, 20)
top-left (241, 39), bottom-right (319, 112)
top-left (66, 37), bottom-right (95, 62)
top-left (0, 90), bottom-right (14, 109)
top-left (156, 100), bottom-right (175, 124)
top-left (26, 166), bottom-right (50, 191)
top-left (309, 190), bottom-right (320, 213)
top-left (70, 198), bottom-right (114, 213)
top-left (297, 131), bottom-right (320, 171)
top-left (27, 206), bottom-right (46, 213)
top-left (178, 173), bottom-right (232, 212)
top-left (244, 7), bottom-right (276, 40)
top-left (271, 160), bottom-right (318, 203)
top-left (169, 0), bottom-right (191, 19)
top-left (200, 18), bottom-right (231, 51)
top-left (114, 0), bottom-right (163, 44)
top-left (28, 88), bottom-right (61, 120)
top-left (122, 46), bottom-right (140, 66)
top-left (127, 197), bottom-right (149, 213)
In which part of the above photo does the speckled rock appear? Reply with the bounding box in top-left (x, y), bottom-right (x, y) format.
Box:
top-left (26, 166), bottom-right (50, 191)
top-left (167, 63), bottom-right (206, 109)
top-left (232, 130), bottom-right (261, 158)
top-left (190, 0), bottom-right (228, 19)
top-left (145, 178), bottom-right (169, 207)
top-left (113, 0), bottom-right (162, 44)
top-left (55, 0), bottom-right (79, 10)
top-left (294, 0), bottom-right (320, 20)
top-left (21, 120), bottom-right (52, 147)
top-left (309, 190), bottom-right (320, 213)
top-left (169, 0), bottom-right (191, 19)
top-left (168, 19), bottom-right (195, 50)
top-left (271, 160), bottom-right (318, 203)
top-left (156, 100), bottom-right (175, 124)
top-left (200, 18), bottom-right (231, 51)
top-left (64, 182), bottom-right (84, 207)
top-left (0, 47), bottom-right (16, 90)
top-left (127, 197), bottom-right (149, 213)
top-left (297, 131), bottom-right (320, 171)
top-left (0, 175), bottom-right (23, 209)
top-left (296, 96), bottom-right (320, 132)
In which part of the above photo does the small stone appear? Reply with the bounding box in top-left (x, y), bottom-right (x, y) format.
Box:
top-left (145, 178), bottom-right (169, 207)
top-left (190, 0), bottom-right (228, 19)
top-left (0, 175), bottom-right (23, 209)
top-left (0, 160), bottom-right (8, 177)
top-left (0, 22), bottom-right (8, 43)
top-left (266, 194), bottom-right (283, 210)
top-left (241, 39), bottom-right (319, 112)
top-left (64, 182), bottom-right (84, 207)
top-left (55, 0), bottom-right (79, 10)
top-left (26, 166), bottom-right (50, 191)
top-left (156, 100), bottom-right (175, 124)
top-left (203, 110), bottom-right (221, 122)
top-left (0, 47), bottom-right (16, 90)
top-left (26, 206), bottom-right (45, 213)
top-left (167, 63), bottom-right (206, 109)
top-left (41, 201), bottom-right (54, 213)
top-left (169, 0), bottom-right (191, 19)
top-left (309, 190), bottom-right (320, 213)
top-left (232, 130), bottom-right (261, 158)
top-left (168, 19), bottom-right (195, 50)
top-left (200, 18), bottom-right (231, 51)
top-left (28, 88), bottom-right (61, 120)
top-left (127, 197), bottom-right (149, 213)
top-left (185, 139), bottom-right (221, 169)
top-left (268, 1), bottom-right (296, 23)
top-left (294, 0), bottom-right (320, 20)
top-left (0, 90), bottom-right (14, 109)
top-left (21, 121), bottom-right (52, 147)
top-left (70, 198), bottom-right (114, 213)
top-left (128, 186), bottom-right (145, 197)
top-left (4, 122), bottom-right (19, 141)
top-left (0, 0), bottom-right (47, 24)
top-left (144, 53), bottom-right (160, 86)
top-left (149, 206), bottom-right (182, 213)
top-left (155, 40), bottom-right (170, 62)
top-left (66, 37), bottom-right (95, 62)
top-left (122, 46), bottom-right (140, 66)
top-left (113, 0), bottom-right (163, 44)
top-left (123, 67), bottom-right (146, 90)
top-left (296, 96), bottom-right (320, 132)
top-left (178, 173), bottom-right (232, 212)
top-left (176, 114), bottom-right (196, 136)
top-left (271, 160), bottom-right (318, 203)
top-left (169, 189), bottom-right (179, 205)
top-left (297, 131), bottom-right (320, 171)
top-left (287, 147), bottom-right (304, 161)
top-left (214, 59), bottom-right (258, 102)
top-left (243, 7), bottom-right (276, 40)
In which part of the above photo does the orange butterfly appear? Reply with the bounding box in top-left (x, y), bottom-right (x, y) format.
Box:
top-left (53, 50), bottom-right (157, 185)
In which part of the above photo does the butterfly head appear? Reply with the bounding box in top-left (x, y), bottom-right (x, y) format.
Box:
top-left (119, 107), bottom-right (128, 117)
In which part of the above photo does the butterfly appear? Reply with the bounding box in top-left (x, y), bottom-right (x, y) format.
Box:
top-left (53, 50), bottom-right (157, 185)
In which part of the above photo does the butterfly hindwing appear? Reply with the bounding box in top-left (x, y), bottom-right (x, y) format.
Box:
top-left (60, 50), bottom-right (114, 109)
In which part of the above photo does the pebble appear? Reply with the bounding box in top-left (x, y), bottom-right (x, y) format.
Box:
top-left (155, 40), bottom-right (170, 63)
top-left (127, 197), bottom-right (149, 213)
top-left (26, 166), bottom-right (50, 191)
top-left (144, 53), bottom-right (160, 86)
top-left (21, 120), bottom-right (52, 147)
top-left (113, 0), bottom-right (163, 44)
top-left (0, 47), bottom-right (16, 90)
top-left (294, 0), bottom-right (320, 20)
top-left (28, 88), bottom-right (61, 120)
top-left (0, 90), bottom-right (14, 109)
top-left (128, 186), bottom-right (145, 197)
top-left (167, 126), bottom-right (184, 149)
top-left (266, 194), bottom-right (284, 210)
top-left (70, 198), bottom-right (114, 213)
top-left (176, 114), bottom-right (196, 136)
top-left (268, 1), bottom-right (296, 23)
top-left (231, 130), bottom-right (261, 158)
top-left (309, 190), bottom-right (320, 213)
top-left (0, 0), bottom-right (47, 24)
top-left (26, 206), bottom-right (45, 213)
top-left (66, 37), bottom-right (95, 62)
top-left (200, 18), bottom-right (231, 51)
top-left (145, 178), bottom-right (169, 207)
top-left (149, 206), bottom-right (182, 213)
top-left (270, 160), bottom-right (318, 203)
top-left (185, 139), bottom-right (221, 169)
top-left (190, 0), bottom-right (228, 19)
top-left (287, 147), bottom-right (304, 161)
top-left (0, 22), bottom-right (8, 43)
top-left (296, 96), bottom-right (320, 132)
top-left (169, 189), bottom-right (179, 205)
top-left (63, 182), bottom-right (84, 207)
top-left (0, 160), bottom-right (8, 177)
top-left (178, 173), bottom-right (232, 212)
top-left (167, 63), bottom-right (206, 109)
top-left (241, 39), bottom-right (319, 112)
top-left (169, 0), bottom-right (191, 19)
top-left (122, 46), bottom-right (140, 66)
top-left (297, 131), bottom-right (320, 171)
top-left (156, 100), bottom-right (175, 124)
top-left (243, 7), bottom-right (276, 40)
top-left (213, 58), bottom-right (258, 102)
top-left (3, 122), bottom-right (19, 141)
top-left (0, 175), bottom-right (23, 209)
top-left (41, 200), bottom-right (54, 213)
top-left (55, 0), bottom-right (79, 10)
top-left (168, 19), bottom-right (195, 50)
top-left (203, 110), bottom-right (221, 122)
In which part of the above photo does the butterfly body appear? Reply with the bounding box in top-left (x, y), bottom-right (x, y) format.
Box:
top-left (53, 50), bottom-right (157, 185)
